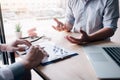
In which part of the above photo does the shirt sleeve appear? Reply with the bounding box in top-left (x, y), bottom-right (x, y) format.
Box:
top-left (9, 62), bottom-right (26, 80)
top-left (0, 62), bottom-right (25, 80)
top-left (65, 0), bottom-right (75, 25)
top-left (0, 67), bottom-right (14, 80)
top-left (103, 0), bottom-right (119, 31)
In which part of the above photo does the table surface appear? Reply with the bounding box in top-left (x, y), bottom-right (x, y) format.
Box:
top-left (2, 17), bottom-right (120, 80)
top-left (3, 19), bottom-right (120, 80)
top-left (31, 25), bottom-right (120, 80)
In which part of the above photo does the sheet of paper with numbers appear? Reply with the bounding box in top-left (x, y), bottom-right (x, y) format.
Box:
top-left (39, 42), bottom-right (78, 66)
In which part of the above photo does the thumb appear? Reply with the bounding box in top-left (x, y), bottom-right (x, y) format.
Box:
top-left (13, 46), bottom-right (26, 52)
top-left (80, 29), bottom-right (86, 34)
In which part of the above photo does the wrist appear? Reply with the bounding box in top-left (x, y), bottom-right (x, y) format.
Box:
top-left (0, 44), bottom-right (8, 51)
top-left (21, 60), bottom-right (31, 70)
top-left (84, 35), bottom-right (91, 43)
top-left (87, 35), bottom-right (92, 42)
top-left (88, 34), bottom-right (96, 42)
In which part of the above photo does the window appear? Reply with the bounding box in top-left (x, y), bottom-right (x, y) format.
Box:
top-left (1, 0), bottom-right (67, 43)
top-left (0, 53), bottom-right (2, 65)
top-left (0, 5), bottom-right (9, 65)
top-left (1, 0), bottom-right (67, 20)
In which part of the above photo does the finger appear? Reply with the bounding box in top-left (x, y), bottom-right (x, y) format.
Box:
top-left (52, 25), bottom-right (62, 31)
top-left (66, 36), bottom-right (79, 44)
top-left (35, 45), bottom-right (43, 54)
top-left (35, 46), bottom-right (44, 59)
top-left (68, 36), bottom-right (80, 42)
top-left (53, 18), bottom-right (60, 24)
top-left (52, 26), bottom-right (58, 30)
top-left (65, 36), bottom-right (84, 45)
top-left (35, 46), bottom-right (40, 54)
top-left (15, 39), bottom-right (31, 47)
top-left (23, 40), bottom-right (32, 47)
top-left (17, 46), bottom-right (26, 51)
top-left (28, 46), bottom-right (40, 58)
top-left (61, 25), bottom-right (66, 31)
top-left (28, 46), bottom-right (36, 54)
top-left (67, 36), bottom-right (86, 45)
top-left (53, 18), bottom-right (64, 27)
top-left (63, 25), bottom-right (67, 31)
top-left (24, 46), bottom-right (35, 57)
top-left (39, 47), bottom-right (49, 57)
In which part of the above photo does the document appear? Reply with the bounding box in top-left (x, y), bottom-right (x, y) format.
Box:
top-left (39, 42), bottom-right (78, 66)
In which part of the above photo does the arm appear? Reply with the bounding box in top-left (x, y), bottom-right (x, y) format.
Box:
top-left (0, 67), bottom-right (14, 80)
top-left (52, 0), bottom-right (74, 32)
top-left (66, 0), bottom-right (119, 44)
top-left (0, 39), bottom-right (46, 80)
top-left (0, 39), bottom-right (31, 52)
top-left (66, 27), bottom-right (115, 45)
top-left (89, 0), bottom-right (119, 42)
top-left (0, 45), bottom-right (45, 80)
top-left (0, 62), bottom-right (26, 80)
top-left (89, 27), bottom-right (114, 42)
top-left (0, 39), bottom-right (31, 80)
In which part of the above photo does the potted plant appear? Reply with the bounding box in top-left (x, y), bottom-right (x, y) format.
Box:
top-left (15, 23), bottom-right (22, 39)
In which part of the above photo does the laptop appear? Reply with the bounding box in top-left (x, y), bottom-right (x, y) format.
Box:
top-left (83, 44), bottom-right (120, 79)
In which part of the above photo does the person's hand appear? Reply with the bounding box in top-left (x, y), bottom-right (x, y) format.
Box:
top-left (21, 45), bottom-right (46, 69)
top-left (52, 18), bottom-right (68, 31)
top-left (65, 30), bottom-right (90, 45)
top-left (11, 39), bottom-right (31, 52)
top-left (0, 39), bottom-right (31, 52)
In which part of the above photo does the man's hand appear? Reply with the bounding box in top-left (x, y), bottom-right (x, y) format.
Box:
top-left (21, 45), bottom-right (46, 69)
top-left (0, 39), bottom-right (31, 52)
top-left (66, 30), bottom-right (90, 45)
top-left (11, 39), bottom-right (32, 51)
top-left (52, 18), bottom-right (71, 32)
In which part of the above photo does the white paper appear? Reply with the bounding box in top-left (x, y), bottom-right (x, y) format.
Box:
top-left (39, 42), bottom-right (78, 64)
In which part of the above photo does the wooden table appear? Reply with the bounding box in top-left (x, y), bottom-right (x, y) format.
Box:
top-left (32, 26), bottom-right (120, 80)
top-left (3, 19), bottom-right (120, 80)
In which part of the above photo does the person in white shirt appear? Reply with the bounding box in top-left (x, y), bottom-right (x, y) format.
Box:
top-left (52, 0), bottom-right (119, 45)
top-left (0, 39), bottom-right (46, 80)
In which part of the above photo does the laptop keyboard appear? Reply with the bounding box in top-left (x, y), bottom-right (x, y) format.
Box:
top-left (103, 47), bottom-right (120, 67)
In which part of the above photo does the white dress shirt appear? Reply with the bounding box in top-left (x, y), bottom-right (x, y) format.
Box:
top-left (0, 67), bottom-right (14, 80)
top-left (0, 62), bottom-right (25, 80)
top-left (65, 0), bottom-right (119, 34)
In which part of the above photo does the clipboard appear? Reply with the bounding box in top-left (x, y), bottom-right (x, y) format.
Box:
top-left (39, 42), bottom-right (78, 66)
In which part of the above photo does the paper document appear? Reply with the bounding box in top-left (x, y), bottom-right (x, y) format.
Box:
top-left (39, 42), bottom-right (78, 66)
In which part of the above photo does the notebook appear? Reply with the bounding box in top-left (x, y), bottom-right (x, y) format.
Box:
top-left (39, 42), bottom-right (78, 66)
top-left (83, 44), bottom-right (120, 79)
